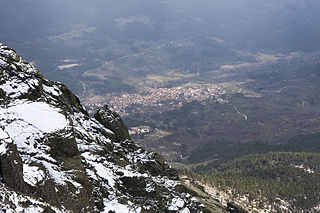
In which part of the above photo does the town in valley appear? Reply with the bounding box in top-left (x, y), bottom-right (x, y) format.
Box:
top-left (83, 84), bottom-right (225, 116)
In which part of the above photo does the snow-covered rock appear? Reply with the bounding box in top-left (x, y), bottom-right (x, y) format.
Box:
top-left (0, 183), bottom-right (64, 213)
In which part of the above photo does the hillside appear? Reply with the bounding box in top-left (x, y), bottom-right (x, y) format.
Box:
top-left (0, 43), bottom-right (226, 212)
top-left (187, 152), bottom-right (320, 212)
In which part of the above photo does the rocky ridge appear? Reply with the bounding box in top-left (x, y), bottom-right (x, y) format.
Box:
top-left (0, 43), bottom-right (226, 212)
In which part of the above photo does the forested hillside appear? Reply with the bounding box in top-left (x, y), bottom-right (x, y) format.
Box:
top-left (186, 151), bottom-right (320, 212)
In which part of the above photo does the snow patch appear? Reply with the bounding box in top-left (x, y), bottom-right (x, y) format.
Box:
top-left (4, 101), bottom-right (68, 133)
top-left (0, 58), bottom-right (7, 67)
top-left (0, 184), bottom-right (63, 213)
top-left (0, 143), bottom-right (7, 155)
top-left (0, 80), bottom-right (30, 98)
top-left (0, 128), bottom-right (9, 140)
top-left (294, 164), bottom-right (315, 174)
top-left (103, 199), bottom-right (141, 213)
top-left (145, 182), bottom-right (155, 192)
top-left (41, 161), bottom-right (66, 185)
top-left (179, 207), bottom-right (190, 213)
top-left (23, 165), bottom-right (45, 186)
top-left (168, 197), bottom-right (185, 211)
top-left (0, 129), bottom-right (12, 155)
top-left (43, 84), bottom-right (62, 96)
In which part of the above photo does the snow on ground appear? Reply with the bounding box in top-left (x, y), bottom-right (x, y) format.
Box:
top-left (0, 184), bottom-right (63, 213)
top-left (179, 207), bottom-right (191, 213)
top-left (73, 112), bottom-right (114, 135)
top-left (0, 128), bottom-right (8, 139)
top-left (0, 78), bottom-right (32, 98)
top-left (43, 84), bottom-right (62, 96)
top-left (41, 161), bottom-right (69, 185)
top-left (168, 197), bottom-right (185, 211)
top-left (145, 182), bottom-right (155, 192)
top-left (0, 128), bottom-right (11, 155)
top-left (103, 199), bottom-right (141, 213)
top-left (23, 164), bottom-right (45, 186)
top-left (91, 162), bottom-right (116, 187)
top-left (0, 143), bottom-right (7, 155)
top-left (314, 204), bottom-right (320, 211)
top-left (0, 101), bottom-right (68, 154)
top-left (0, 58), bottom-right (7, 67)
top-left (0, 100), bottom-right (72, 185)
top-left (83, 151), bottom-right (150, 201)
top-left (294, 164), bottom-right (315, 174)
top-left (3, 101), bottom-right (68, 133)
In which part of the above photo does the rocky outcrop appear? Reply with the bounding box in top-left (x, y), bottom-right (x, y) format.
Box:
top-left (94, 105), bottom-right (130, 142)
top-left (0, 142), bottom-right (25, 193)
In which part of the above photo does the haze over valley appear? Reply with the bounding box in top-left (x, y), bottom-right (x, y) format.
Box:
top-left (1, 0), bottom-right (320, 211)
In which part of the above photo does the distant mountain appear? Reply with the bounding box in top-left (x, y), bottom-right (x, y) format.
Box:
top-left (2, 0), bottom-right (320, 96)
top-left (0, 43), bottom-right (226, 212)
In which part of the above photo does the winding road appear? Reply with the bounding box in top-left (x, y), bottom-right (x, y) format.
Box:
top-left (230, 104), bottom-right (248, 120)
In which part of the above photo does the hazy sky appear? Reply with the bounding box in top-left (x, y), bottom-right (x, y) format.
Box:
top-left (1, 0), bottom-right (320, 51)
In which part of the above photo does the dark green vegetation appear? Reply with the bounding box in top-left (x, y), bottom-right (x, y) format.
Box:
top-left (186, 152), bottom-right (320, 211)
top-left (191, 132), bottom-right (320, 170)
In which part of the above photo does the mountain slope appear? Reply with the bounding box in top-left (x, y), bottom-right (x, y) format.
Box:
top-left (192, 152), bottom-right (320, 212)
top-left (0, 43), bottom-right (225, 212)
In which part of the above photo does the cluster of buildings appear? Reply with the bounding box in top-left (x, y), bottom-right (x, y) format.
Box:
top-left (83, 85), bottom-right (225, 116)
top-left (128, 126), bottom-right (151, 135)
